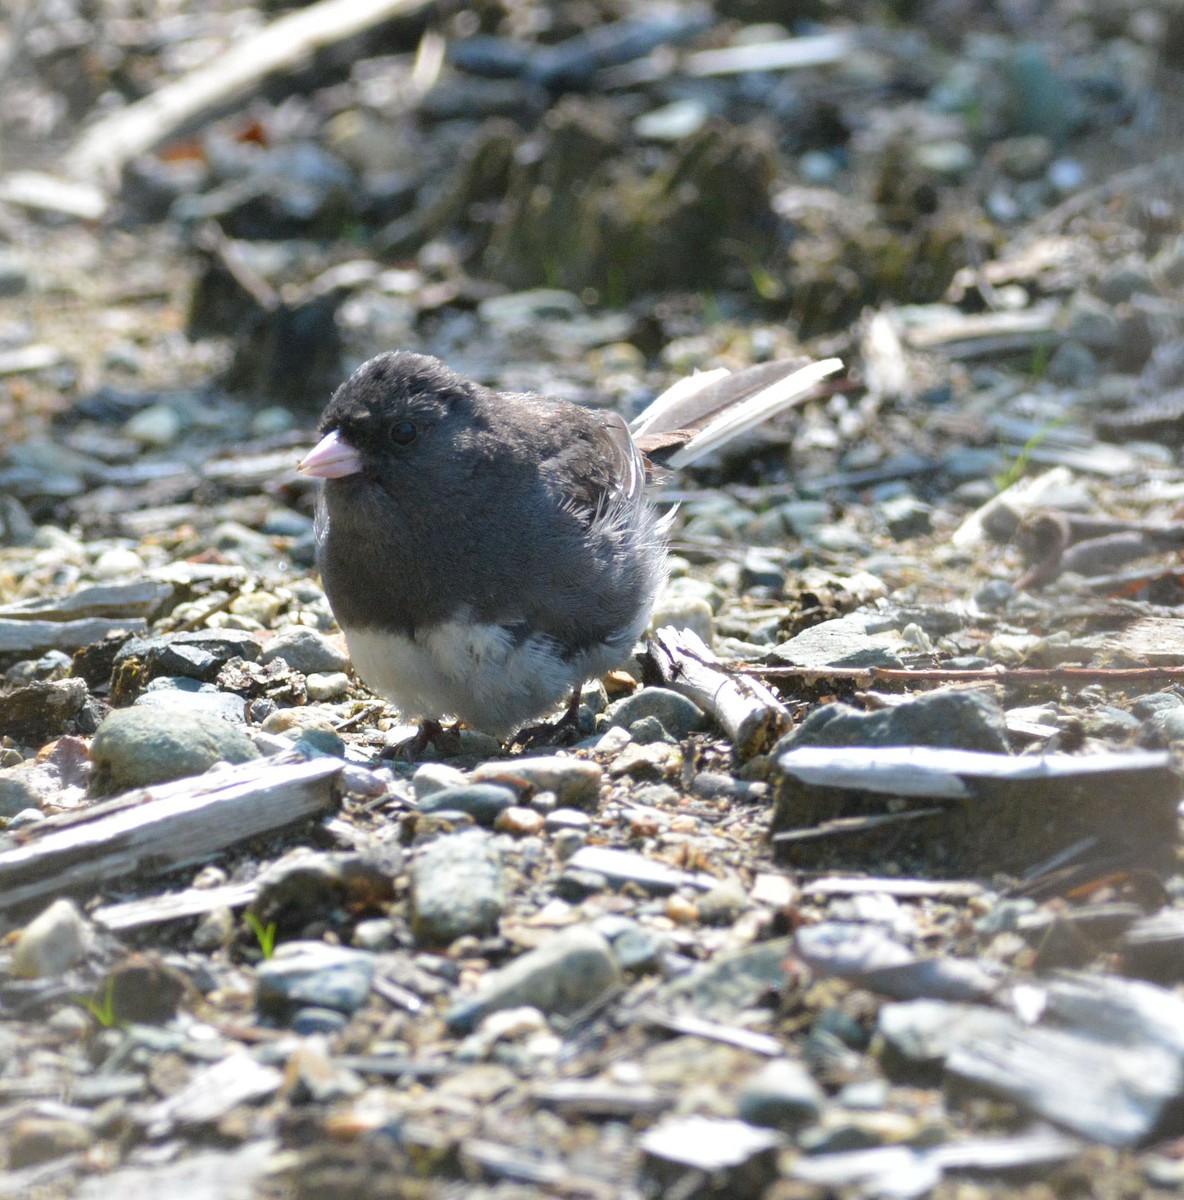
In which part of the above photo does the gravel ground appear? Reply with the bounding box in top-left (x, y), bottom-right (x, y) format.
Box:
top-left (2, 2), bottom-right (1184, 1197)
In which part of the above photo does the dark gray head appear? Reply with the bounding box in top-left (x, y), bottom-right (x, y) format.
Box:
top-left (307, 351), bottom-right (488, 493)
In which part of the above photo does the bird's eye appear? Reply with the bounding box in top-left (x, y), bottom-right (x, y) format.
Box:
top-left (389, 420), bottom-right (417, 446)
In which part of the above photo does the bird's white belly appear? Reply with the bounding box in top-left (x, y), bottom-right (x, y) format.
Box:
top-left (342, 619), bottom-right (592, 735)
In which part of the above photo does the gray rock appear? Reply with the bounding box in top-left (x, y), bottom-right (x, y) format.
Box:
top-left (771, 612), bottom-right (906, 670)
top-left (555, 866), bottom-right (609, 900)
top-left (941, 447), bottom-right (1007, 481)
top-left (1156, 710), bottom-right (1184, 742)
top-left (291, 1007), bottom-right (350, 1036)
top-left (564, 846), bottom-right (709, 895)
top-left (261, 627), bottom-right (350, 674)
top-left (251, 851), bottom-right (398, 938)
top-left (656, 936), bottom-right (795, 1019)
top-left (608, 741), bottom-right (679, 781)
top-left (1083, 706), bottom-right (1142, 739)
top-left (607, 687), bottom-right (706, 739)
top-left (0, 766), bottom-right (50, 817)
top-left (124, 403), bottom-right (182, 446)
top-left (691, 772), bottom-right (767, 803)
top-left (1045, 340), bottom-right (1098, 385)
top-left (134, 677), bottom-right (250, 723)
top-left (352, 918), bottom-right (396, 951)
top-left (89, 707), bottom-right (259, 793)
top-left (192, 906), bottom-right (236, 952)
top-left (417, 783), bottom-right (518, 826)
top-left (880, 493), bottom-right (932, 540)
top-left (697, 878), bottom-right (750, 926)
top-left (737, 1058), bottom-right (827, 1130)
top-left (649, 592), bottom-right (713, 645)
top-left (11, 898), bottom-right (89, 979)
top-left (255, 941), bottom-right (376, 1017)
top-left (473, 755), bottom-right (602, 810)
top-left (1131, 692), bottom-right (1184, 720)
top-left (777, 687), bottom-right (1009, 755)
top-left (412, 762), bottom-right (468, 798)
top-left (544, 807), bottom-right (592, 833)
top-left (8, 1114), bottom-right (95, 1168)
top-left (974, 578), bottom-right (1017, 612)
top-left (0, 248), bottom-right (30, 295)
top-left (625, 714), bottom-right (670, 744)
top-left (0, 676), bottom-right (89, 744)
top-left (411, 829), bottom-right (504, 947)
top-left (116, 627), bottom-right (262, 671)
top-left (593, 915), bottom-right (668, 973)
top-left (640, 1116), bottom-right (780, 1197)
top-left (305, 671), bottom-right (350, 701)
top-left (446, 924), bottom-right (621, 1033)
top-left (1066, 292), bottom-right (1120, 352)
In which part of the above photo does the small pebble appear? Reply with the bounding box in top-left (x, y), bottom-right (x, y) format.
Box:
top-left (607, 687), bottom-right (706, 739)
top-left (92, 546), bottom-right (144, 578)
top-left (411, 829), bottom-right (505, 947)
top-left (665, 894), bottom-right (699, 924)
top-left (544, 808), bottom-right (592, 833)
top-left (738, 1058), bottom-right (827, 1130)
top-left (11, 898), bottom-right (88, 979)
top-left (124, 402), bottom-right (182, 446)
top-left (412, 762), bottom-right (468, 798)
top-left (255, 942), bottom-right (377, 1018)
top-left (473, 755), bottom-right (602, 810)
top-left (494, 805), bottom-right (545, 836)
top-left (418, 783), bottom-right (517, 826)
top-left (261, 627), bottom-right (350, 674)
top-left (305, 671), bottom-right (351, 701)
top-left (446, 924), bottom-right (621, 1034)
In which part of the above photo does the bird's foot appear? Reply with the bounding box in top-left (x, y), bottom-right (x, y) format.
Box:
top-left (380, 718), bottom-right (464, 762)
top-left (512, 688), bottom-right (584, 752)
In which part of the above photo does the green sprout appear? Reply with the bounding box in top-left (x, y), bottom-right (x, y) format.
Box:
top-left (244, 911), bottom-right (278, 959)
top-left (995, 414), bottom-right (1069, 493)
top-left (79, 976), bottom-right (121, 1029)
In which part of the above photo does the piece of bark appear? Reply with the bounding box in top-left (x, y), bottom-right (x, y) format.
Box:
top-left (141, 1055), bottom-right (283, 1138)
top-left (642, 625), bottom-right (789, 757)
top-left (66, 0), bottom-right (434, 183)
top-left (801, 876), bottom-right (984, 900)
top-left (0, 755), bottom-right (341, 912)
top-left (0, 616), bottom-right (148, 661)
top-left (772, 746), bottom-right (1180, 876)
top-left (902, 302), bottom-right (1061, 358)
top-left (92, 881), bottom-right (259, 932)
top-left (0, 580), bottom-right (173, 622)
top-left (684, 31), bottom-right (851, 76)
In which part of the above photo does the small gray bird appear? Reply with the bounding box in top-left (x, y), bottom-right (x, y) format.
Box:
top-left (297, 351), bottom-right (841, 741)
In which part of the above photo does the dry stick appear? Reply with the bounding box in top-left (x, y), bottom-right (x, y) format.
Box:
top-left (65, 0), bottom-right (434, 183)
top-left (740, 663), bottom-right (1184, 688)
top-left (644, 626), bottom-right (790, 758)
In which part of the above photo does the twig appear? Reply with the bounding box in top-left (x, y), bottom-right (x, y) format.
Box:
top-left (642, 626), bottom-right (789, 757)
top-left (742, 663), bottom-right (1184, 688)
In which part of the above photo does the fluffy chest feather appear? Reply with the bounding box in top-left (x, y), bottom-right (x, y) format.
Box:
top-left (341, 605), bottom-right (650, 735)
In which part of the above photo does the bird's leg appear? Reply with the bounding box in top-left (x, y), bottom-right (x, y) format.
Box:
top-left (513, 685), bottom-right (585, 751)
top-left (381, 718), bottom-right (462, 761)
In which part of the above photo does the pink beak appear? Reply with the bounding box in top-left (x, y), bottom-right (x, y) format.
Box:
top-left (297, 429), bottom-right (363, 479)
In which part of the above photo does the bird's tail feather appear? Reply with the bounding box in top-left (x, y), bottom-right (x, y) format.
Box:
top-left (632, 357), bottom-right (842, 469)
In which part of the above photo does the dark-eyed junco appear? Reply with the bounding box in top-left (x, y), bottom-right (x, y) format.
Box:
top-left (297, 350), bottom-right (841, 740)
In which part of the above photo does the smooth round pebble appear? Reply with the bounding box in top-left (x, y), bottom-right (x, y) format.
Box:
top-left (90, 707), bottom-right (259, 792)
top-left (92, 546), bottom-right (144, 578)
top-left (11, 899), bottom-right (88, 979)
top-left (261, 627), bottom-right (350, 674)
top-left (494, 805), bottom-right (545, 836)
top-left (305, 671), bottom-right (351, 701)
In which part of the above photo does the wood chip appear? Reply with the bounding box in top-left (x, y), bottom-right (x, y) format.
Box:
top-left (0, 756), bottom-right (342, 912)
